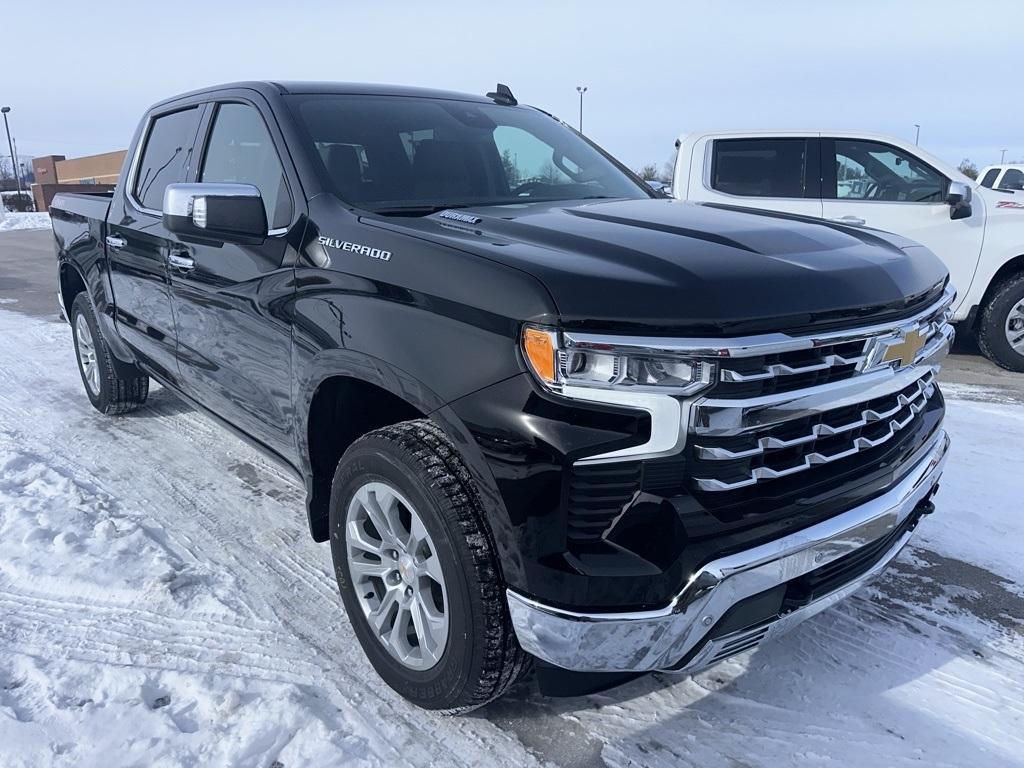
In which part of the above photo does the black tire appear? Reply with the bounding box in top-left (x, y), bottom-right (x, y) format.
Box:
top-left (329, 419), bottom-right (529, 713)
top-left (978, 274), bottom-right (1024, 372)
top-left (70, 293), bottom-right (150, 414)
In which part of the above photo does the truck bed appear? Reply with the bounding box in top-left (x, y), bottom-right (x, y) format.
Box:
top-left (50, 191), bottom-right (114, 224)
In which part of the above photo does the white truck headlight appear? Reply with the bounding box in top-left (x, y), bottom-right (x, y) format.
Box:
top-left (522, 326), bottom-right (715, 395)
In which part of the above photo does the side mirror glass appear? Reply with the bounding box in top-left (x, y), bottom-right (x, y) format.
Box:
top-left (163, 183), bottom-right (267, 245)
top-left (947, 181), bottom-right (973, 220)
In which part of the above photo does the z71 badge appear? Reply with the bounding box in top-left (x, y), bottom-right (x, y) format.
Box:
top-left (318, 236), bottom-right (392, 261)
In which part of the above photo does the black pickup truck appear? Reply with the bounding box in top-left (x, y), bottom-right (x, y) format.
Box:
top-left (50, 81), bottom-right (954, 712)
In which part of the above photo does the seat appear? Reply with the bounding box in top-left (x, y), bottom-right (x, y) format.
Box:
top-left (326, 144), bottom-right (364, 201)
top-left (412, 140), bottom-right (484, 200)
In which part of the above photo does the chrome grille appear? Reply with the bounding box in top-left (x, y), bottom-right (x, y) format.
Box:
top-left (692, 370), bottom-right (937, 492)
top-left (714, 297), bottom-right (953, 398)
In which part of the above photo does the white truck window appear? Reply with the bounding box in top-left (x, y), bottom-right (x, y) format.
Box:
top-left (832, 140), bottom-right (945, 203)
top-left (979, 168), bottom-right (1000, 188)
top-left (998, 168), bottom-right (1024, 190)
top-left (710, 138), bottom-right (811, 199)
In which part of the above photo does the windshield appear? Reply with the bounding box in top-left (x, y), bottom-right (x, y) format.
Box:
top-left (287, 94), bottom-right (651, 214)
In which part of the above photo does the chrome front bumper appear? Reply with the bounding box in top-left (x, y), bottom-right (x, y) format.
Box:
top-left (507, 428), bottom-right (950, 673)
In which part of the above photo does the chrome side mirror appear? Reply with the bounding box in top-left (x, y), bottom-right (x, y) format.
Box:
top-left (163, 183), bottom-right (267, 245)
top-left (947, 181), bottom-right (973, 221)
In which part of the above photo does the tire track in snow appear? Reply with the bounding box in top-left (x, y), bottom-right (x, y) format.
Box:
top-left (0, 313), bottom-right (545, 768)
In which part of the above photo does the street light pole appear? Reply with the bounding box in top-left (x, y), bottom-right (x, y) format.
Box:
top-left (913, 124), bottom-right (920, 145)
top-left (576, 86), bottom-right (587, 133)
top-left (1, 107), bottom-right (22, 196)
top-left (1001, 149), bottom-right (1008, 163)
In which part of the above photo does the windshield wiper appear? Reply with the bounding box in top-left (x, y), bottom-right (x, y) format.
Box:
top-left (366, 204), bottom-right (475, 217)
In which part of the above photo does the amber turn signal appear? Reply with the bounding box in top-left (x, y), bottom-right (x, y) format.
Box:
top-left (522, 327), bottom-right (557, 384)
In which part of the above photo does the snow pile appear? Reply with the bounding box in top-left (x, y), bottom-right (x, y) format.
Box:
top-left (0, 307), bottom-right (1021, 767)
top-left (0, 212), bottom-right (51, 231)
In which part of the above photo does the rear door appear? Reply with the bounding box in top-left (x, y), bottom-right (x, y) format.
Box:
top-left (686, 134), bottom-right (823, 217)
top-left (821, 137), bottom-right (984, 309)
top-left (167, 96), bottom-right (300, 459)
top-left (107, 106), bottom-right (204, 384)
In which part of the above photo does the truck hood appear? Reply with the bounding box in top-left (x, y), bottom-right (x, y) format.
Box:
top-left (376, 198), bottom-right (949, 335)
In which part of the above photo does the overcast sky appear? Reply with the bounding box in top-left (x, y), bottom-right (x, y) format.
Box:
top-left (7, 0), bottom-right (1021, 172)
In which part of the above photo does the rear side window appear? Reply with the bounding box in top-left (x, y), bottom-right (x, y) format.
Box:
top-left (200, 103), bottom-right (292, 229)
top-left (979, 168), bottom-right (1000, 188)
top-left (133, 107), bottom-right (201, 211)
top-left (711, 138), bottom-right (812, 198)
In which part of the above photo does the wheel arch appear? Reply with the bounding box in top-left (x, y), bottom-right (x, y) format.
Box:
top-left (971, 252), bottom-right (1024, 331)
top-left (58, 261), bottom-right (88, 322)
top-left (297, 350), bottom-right (514, 564)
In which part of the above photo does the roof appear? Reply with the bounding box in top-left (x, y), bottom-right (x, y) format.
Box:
top-left (152, 80), bottom-right (496, 109)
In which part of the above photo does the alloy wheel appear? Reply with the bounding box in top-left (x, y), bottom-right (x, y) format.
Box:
top-left (345, 481), bottom-right (449, 670)
top-left (75, 314), bottom-right (100, 396)
top-left (1005, 300), bottom-right (1024, 354)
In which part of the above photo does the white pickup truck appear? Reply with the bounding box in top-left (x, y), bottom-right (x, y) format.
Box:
top-left (671, 131), bottom-right (1024, 370)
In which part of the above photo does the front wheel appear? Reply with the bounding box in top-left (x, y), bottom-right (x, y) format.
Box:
top-left (328, 420), bottom-right (529, 712)
top-left (978, 274), bottom-right (1024, 372)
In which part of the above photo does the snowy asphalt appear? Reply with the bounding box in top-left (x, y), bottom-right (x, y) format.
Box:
top-left (1, 229), bottom-right (1022, 767)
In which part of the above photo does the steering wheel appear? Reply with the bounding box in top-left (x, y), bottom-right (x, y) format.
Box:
top-left (510, 181), bottom-right (550, 197)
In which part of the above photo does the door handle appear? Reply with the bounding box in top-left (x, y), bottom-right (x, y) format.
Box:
top-left (167, 251), bottom-right (196, 272)
top-left (105, 234), bottom-right (127, 251)
top-left (831, 215), bottom-right (866, 227)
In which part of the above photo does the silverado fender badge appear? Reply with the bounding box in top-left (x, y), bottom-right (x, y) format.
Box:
top-left (437, 210), bottom-right (482, 225)
top-left (318, 236), bottom-right (391, 262)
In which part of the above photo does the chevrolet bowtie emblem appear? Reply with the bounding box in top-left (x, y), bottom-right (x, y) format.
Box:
top-left (880, 329), bottom-right (926, 367)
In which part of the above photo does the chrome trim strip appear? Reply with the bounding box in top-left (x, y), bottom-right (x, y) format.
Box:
top-left (506, 429), bottom-right (948, 673)
top-left (695, 381), bottom-right (932, 491)
top-left (692, 366), bottom-right (933, 437)
top-left (693, 373), bottom-right (933, 462)
top-left (720, 352), bottom-right (864, 383)
top-left (562, 286), bottom-right (954, 359)
top-left (566, 386), bottom-right (687, 464)
top-left (680, 526), bottom-right (914, 674)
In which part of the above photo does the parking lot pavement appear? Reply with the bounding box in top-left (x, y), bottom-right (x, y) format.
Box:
top-left (0, 228), bottom-right (59, 318)
top-left (7, 228), bottom-right (1022, 399)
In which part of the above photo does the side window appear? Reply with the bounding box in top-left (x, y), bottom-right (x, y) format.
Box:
top-left (711, 138), bottom-right (810, 198)
top-left (200, 103), bottom-right (291, 229)
top-left (832, 140), bottom-right (945, 202)
top-left (133, 107), bottom-right (201, 211)
top-left (998, 168), bottom-right (1024, 190)
top-left (979, 168), bottom-right (1000, 188)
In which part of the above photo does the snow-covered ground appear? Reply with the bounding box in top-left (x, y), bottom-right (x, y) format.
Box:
top-left (0, 308), bottom-right (1021, 768)
top-left (0, 212), bottom-right (51, 232)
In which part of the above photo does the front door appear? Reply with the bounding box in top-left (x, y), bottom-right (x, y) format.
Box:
top-left (821, 138), bottom-right (985, 312)
top-left (108, 106), bottom-right (203, 385)
top-left (168, 99), bottom-right (298, 459)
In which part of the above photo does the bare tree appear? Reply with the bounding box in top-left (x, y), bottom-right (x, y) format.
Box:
top-left (636, 163), bottom-right (660, 181)
top-left (957, 159), bottom-right (979, 180)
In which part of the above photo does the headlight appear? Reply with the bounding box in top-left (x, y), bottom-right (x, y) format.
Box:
top-left (521, 326), bottom-right (716, 395)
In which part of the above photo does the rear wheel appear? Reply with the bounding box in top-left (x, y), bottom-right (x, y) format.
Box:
top-left (978, 274), bottom-right (1024, 372)
top-left (70, 294), bottom-right (149, 414)
top-left (329, 420), bottom-right (529, 712)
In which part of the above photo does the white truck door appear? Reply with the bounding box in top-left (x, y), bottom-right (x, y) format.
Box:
top-left (682, 134), bottom-right (823, 217)
top-left (821, 137), bottom-right (984, 311)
